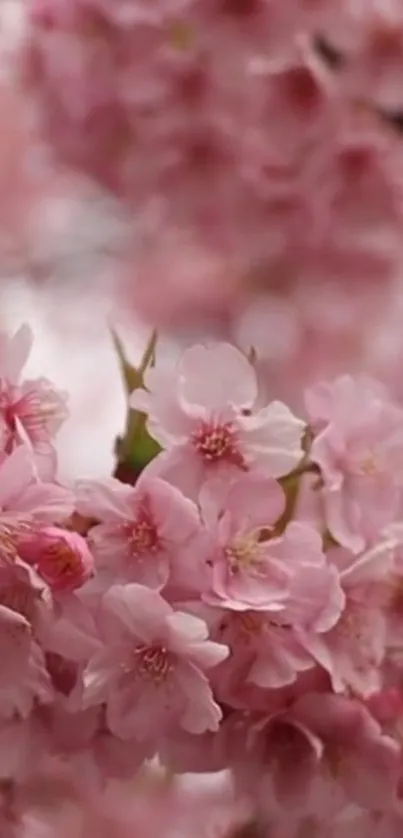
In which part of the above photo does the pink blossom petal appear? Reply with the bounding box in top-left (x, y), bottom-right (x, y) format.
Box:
top-left (200, 471), bottom-right (285, 532)
top-left (241, 401), bottom-right (305, 477)
top-left (39, 594), bottom-right (101, 662)
top-left (177, 343), bottom-right (257, 412)
top-left (76, 477), bottom-right (133, 520)
top-left (140, 475), bottom-right (201, 543)
top-left (82, 646), bottom-right (125, 708)
top-left (103, 583), bottom-right (171, 641)
top-left (166, 611), bottom-right (228, 668)
top-left (12, 482), bottom-right (74, 522)
top-left (175, 663), bottom-right (223, 734)
top-left (248, 628), bottom-right (313, 689)
top-left (144, 446), bottom-right (206, 500)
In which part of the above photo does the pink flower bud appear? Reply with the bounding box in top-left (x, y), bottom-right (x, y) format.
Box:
top-left (20, 526), bottom-right (95, 592)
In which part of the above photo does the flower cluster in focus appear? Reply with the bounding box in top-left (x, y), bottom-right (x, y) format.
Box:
top-left (2, 327), bottom-right (403, 837)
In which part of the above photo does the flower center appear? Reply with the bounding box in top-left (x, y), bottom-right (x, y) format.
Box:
top-left (0, 382), bottom-right (63, 448)
top-left (358, 453), bottom-right (378, 476)
top-left (237, 612), bottom-right (263, 635)
top-left (43, 541), bottom-right (80, 578)
top-left (0, 522), bottom-right (21, 561)
top-left (134, 645), bottom-right (175, 684)
top-left (338, 608), bottom-right (363, 641)
top-left (121, 513), bottom-right (159, 557)
top-left (168, 20), bottom-right (194, 50)
top-left (337, 604), bottom-right (379, 673)
top-left (225, 533), bottom-right (260, 573)
top-left (192, 419), bottom-right (246, 468)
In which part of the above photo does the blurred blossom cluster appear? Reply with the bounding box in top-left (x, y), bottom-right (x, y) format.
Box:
top-left (1, 0), bottom-right (403, 395)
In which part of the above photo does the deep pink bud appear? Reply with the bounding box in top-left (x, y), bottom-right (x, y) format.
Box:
top-left (20, 525), bottom-right (95, 592)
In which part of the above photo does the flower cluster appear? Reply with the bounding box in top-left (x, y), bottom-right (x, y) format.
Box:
top-left (15, 0), bottom-right (403, 328)
top-left (2, 329), bottom-right (403, 836)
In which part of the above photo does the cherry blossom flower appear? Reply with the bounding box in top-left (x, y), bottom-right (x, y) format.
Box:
top-left (76, 472), bottom-right (205, 592)
top-left (306, 375), bottom-right (403, 553)
top-left (0, 325), bottom-right (68, 479)
top-left (82, 583), bottom-right (228, 742)
top-left (292, 691), bottom-right (401, 810)
top-left (222, 707), bottom-right (336, 827)
top-left (266, 522), bottom-right (345, 634)
top-left (0, 540), bottom-right (57, 709)
top-left (227, 691), bottom-right (400, 826)
top-left (131, 343), bottom-right (305, 499)
top-left (212, 608), bottom-right (315, 707)
top-left (0, 444), bottom-right (73, 537)
top-left (298, 539), bottom-right (394, 697)
top-left (200, 472), bottom-right (289, 611)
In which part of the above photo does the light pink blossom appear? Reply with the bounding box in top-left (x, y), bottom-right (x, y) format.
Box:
top-left (76, 472), bottom-right (205, 592)
top-left (306, 375), bottom-right (403, 552)
top-left (0, 445), bottom-right (73, 537)
top-left (0, 324), bottom-right (68, 478)
top-left (82, 583), bottom-right (228, 742)
top-left (0, 550), bottom-right (55, 697)
top-left (293, 691), bottom-right (401, 810)
top-left (131, 342), bottom-right (305, 499)
top-left (213, 608), bottom-right (315, 707)
top-left (224, 708), bottom-right (330, 822)
top-left (228, 691), bottom-right (400, 823)
top-left (298, 540), bottom-right (393, 697)
top-left (199, 472), bottom-right (289, 611)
